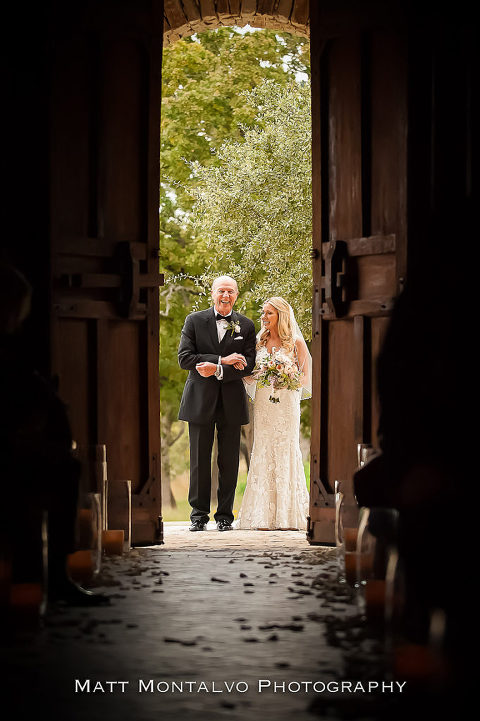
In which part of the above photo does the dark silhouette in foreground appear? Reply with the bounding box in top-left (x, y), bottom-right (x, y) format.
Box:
top-left (354, 212), bottom-right (471, 712)
top-left (0, 262), bottom-right (109, 606)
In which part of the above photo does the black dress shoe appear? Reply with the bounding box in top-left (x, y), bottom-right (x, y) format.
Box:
top-left (189, 520), bottom-right (208, 531)
top-left (216, 520), bottom-right (233, 531)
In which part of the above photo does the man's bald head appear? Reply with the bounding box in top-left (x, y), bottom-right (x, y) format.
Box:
top-left (211, 275), bottom-right (238, 293)
top-left (211, 276), bottom-right (239, 316)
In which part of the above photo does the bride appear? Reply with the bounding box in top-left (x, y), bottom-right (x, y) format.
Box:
top-left (235, 297), bottom-right (311, 530)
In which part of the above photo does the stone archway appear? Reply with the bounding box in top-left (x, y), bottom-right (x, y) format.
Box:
top-left (163, 0), bottom-right (309, 44)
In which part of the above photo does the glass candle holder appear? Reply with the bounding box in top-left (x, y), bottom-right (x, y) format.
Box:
top-left (392, 610), bottom-right (450, 688)
top-left (104, 480), bottom-right (132, 552)
top-left (72, 443), bottom-right (107, 497)
top-left (385, 547), bottom-right (406, 635)
top-left (101, 529), bottom-right (125, 556)
top-left (356, 443), bottom-right (380, 469)
top-left (335, 479), bottom-right (360, 585)
top-left (334, 480), bottom-right (345, 581)
top-left (67, 492), bottom-right (102, 584)
top-left (9, 509), bottom-right (48, 628)
top-left (356, 507), bottom-right (399, 623)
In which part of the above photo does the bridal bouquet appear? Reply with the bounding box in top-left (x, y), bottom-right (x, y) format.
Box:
top-left (252, 349), bottom-right (302, 403)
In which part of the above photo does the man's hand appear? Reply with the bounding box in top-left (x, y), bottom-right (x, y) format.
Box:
top-left (221, 353), bottom-right (247, 369)
top-left (195, 362), bottom-right (218, 377)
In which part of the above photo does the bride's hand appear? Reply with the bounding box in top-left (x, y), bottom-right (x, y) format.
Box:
top-left (222, 353), bottom-right (246, 367)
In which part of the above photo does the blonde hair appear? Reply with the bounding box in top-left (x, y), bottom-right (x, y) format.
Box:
top-left (257, 297), bottom-right (295, 353)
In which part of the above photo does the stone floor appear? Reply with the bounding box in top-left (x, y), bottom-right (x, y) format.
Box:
top-left (2, 523), bottom-right (403, 721)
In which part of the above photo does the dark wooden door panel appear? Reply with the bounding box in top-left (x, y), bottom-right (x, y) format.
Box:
top-left (371, 316), bottom-right (390, 447)
top-left (327, 320), bottom-right (357, 483)
top-left (328, 36), bottom-right (363, 241)
top-left (52, 320), bottom-right (91, 446)
top-left (49, 2), bottom-right (163, 545)
top-left (101, 38), bottom-right (148, 240)
top-left (97, 321), bottom-right (145, 485)
top-left (50, 36), bottom-right (92, 240)
top-left (370, 29), bottom-right (407, 276)
top-left (309, 17), bottom-right (407, 544)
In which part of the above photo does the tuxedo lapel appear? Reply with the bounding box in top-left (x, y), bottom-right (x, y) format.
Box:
top-left (206, 307), bottom-right (221, 352)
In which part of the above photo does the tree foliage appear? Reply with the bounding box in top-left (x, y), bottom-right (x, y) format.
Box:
top-left (161, 28), bottom-right (309, 209)
top-left (189, 79), bottom-right (312, 336)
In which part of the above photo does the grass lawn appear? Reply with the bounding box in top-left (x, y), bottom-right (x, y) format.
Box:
top-left (163, 461), bottom-right (310, 522)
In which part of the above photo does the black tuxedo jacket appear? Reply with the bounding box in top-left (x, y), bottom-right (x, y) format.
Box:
top-left (177, 307), bottom-right (256, 425)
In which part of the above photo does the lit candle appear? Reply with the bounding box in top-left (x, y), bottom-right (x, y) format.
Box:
top-left (356, 551), bottom-right (374, 582)
top-left (393, 643), bottom-right (448, 683)
top-left (344, 551), bottom-right (360, 586)
top-left (345, 551), bottom-right (374, 586)
top-left (343, 527), bottom-right (358, 551)
top-left (365, 579), bottom-right (386, 621)
top-left (67, 550), bottom-right (94, 583)
top-left (102, 529), bottom-right (124, 555)
top-left (10, 583), bottom-right (43, 624)
top-left (78, 509), bottom-right (94, 548)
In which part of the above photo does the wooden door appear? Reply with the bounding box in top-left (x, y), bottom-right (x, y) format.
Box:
top-left (49, 1), bottom-right (164, 544)
top-left (309, 8), bottom-right (407, 543)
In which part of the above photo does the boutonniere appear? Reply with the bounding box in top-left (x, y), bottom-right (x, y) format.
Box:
top-left (225, 320), bottom-right (241, 337)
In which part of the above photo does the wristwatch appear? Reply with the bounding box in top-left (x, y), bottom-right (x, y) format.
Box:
top-left (214, 364), bottom-right (222, 379)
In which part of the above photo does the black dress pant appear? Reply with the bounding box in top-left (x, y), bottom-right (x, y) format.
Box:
top-left (188, 394), bottom-right (241, 524)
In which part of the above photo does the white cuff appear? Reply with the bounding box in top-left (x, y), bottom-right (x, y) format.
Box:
top-left (216, 363), bottom-right (223, 380)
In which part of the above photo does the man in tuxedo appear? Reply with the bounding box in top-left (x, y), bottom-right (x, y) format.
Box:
top-left (178, 276), bottom-right (256, 531)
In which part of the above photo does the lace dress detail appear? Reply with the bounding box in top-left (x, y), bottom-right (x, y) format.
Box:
top-left (236, 346), bottom-right (309, 530)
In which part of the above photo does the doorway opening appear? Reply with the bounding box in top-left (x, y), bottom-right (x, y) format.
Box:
top-left (159, 24), bottom-right (312, 530)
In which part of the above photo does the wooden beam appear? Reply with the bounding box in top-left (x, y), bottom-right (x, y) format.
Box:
top-left (291, 0), bottom-right (309, 27)
top-left (215, 1), bottom-right (231, 18)
top-left (199, 0), bottom-right (217, 22)
top-left (241, 0), bottom-right (257, 21)
top-left (257, 1), bottom-right (276, 16)
top-left (58, 237), bottom-right (148, 259)
top-left (53, 300), bottom-right (147, 319)
top-left (321, 234), bottom-right (396, 258)
top-left (182, 0), bottom-right (202, 23)
top-left (164, 0), bottom-right (188, 28)
top-left (229, 1), bottom-right (242, 17)
top-left (276, 0), bottom-right (293, 23)
top-left (320, 297), bottom-right (395, 319)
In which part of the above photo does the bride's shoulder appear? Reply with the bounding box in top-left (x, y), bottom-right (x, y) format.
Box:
top-left (294, 336), bottom-right (308, 352)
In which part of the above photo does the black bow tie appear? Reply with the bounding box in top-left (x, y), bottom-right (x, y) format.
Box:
top-left (216, 313), bottom-right (233, 323)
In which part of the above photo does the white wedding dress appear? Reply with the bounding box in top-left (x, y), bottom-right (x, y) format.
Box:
top-left (235, 346), bottom-right (310, 530)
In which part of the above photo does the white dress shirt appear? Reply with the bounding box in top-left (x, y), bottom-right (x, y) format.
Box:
top-left (215, 314), bottom-right (231, 380)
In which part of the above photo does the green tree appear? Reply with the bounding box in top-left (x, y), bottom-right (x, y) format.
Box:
top-left (189, 79), bottom-right (312, 337)
top-left (161, 28), bottom-right (309, 210)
